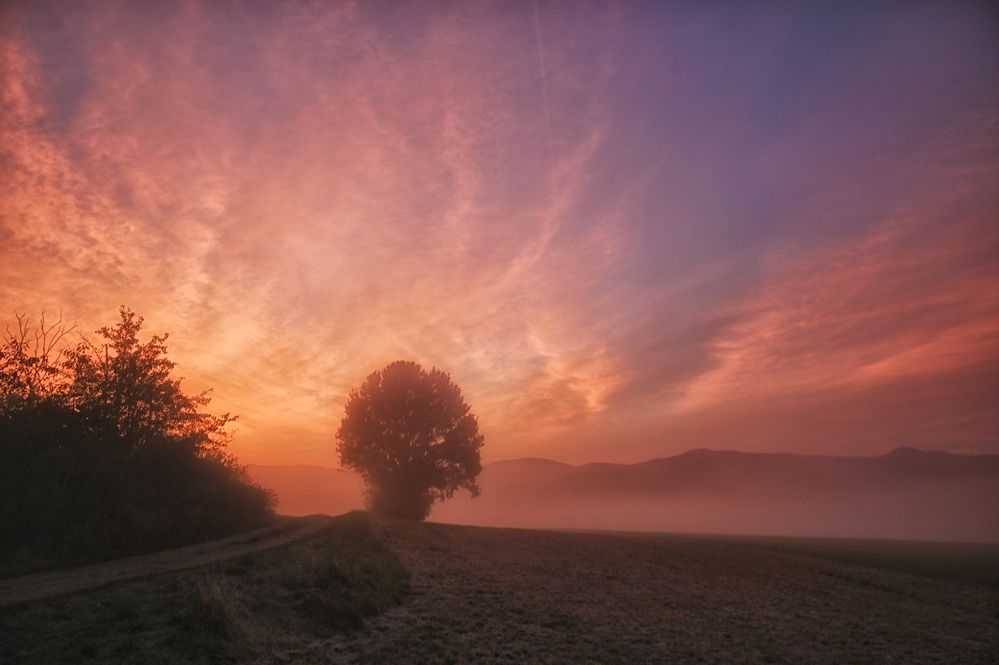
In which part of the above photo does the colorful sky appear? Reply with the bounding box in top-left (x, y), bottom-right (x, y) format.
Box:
top-left (2, 1), bottom-right (997, 466)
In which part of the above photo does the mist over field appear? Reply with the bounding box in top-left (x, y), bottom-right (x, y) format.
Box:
top-left (250, 448), bottom-right (999, 543)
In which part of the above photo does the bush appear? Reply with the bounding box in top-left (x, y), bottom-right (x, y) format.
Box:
top-left (0, 309), bottom-right (274, 571)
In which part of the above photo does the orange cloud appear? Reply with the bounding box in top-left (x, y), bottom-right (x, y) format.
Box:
top-left (2, 2), bottom-right (996, 465)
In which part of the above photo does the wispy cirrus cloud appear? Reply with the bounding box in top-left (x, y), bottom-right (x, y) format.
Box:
top-left (0, 1), bottom-right (627, 462)
top-left (1, 1), bottom-right (996, 464)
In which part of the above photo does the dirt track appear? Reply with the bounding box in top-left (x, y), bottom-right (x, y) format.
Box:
top-left (0, 515), bottom-right (333, 606)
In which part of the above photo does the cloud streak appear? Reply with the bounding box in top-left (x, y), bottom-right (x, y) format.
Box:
top-left (1, 1), bottom-right (996, 464)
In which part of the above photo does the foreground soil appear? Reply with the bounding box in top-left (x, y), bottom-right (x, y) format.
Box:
top-left (2, 514), bottom-right (997, 664)
top-left (334, 518), bottom-right (999, 664)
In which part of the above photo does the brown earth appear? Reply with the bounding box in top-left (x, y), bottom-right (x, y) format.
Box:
top-left (325, 518), bottom-right (999, 664)
top-left (2, 515), bottom-right (997, 664)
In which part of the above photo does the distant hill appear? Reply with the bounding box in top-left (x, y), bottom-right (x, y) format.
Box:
top-left (248, 448), bottom-right (999, 542)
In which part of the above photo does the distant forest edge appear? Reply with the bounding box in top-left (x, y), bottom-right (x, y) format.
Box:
top-left (249, 447), bottom-right (999, 543)
top-left (0, 310), bottom-right (274, 575)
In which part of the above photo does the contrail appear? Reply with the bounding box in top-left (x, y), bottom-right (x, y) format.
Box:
top-left (533, 0), bottom-right (557, 197)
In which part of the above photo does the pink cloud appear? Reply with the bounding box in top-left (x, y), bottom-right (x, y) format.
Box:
top-left (2, 2), bottom-right (995, 465)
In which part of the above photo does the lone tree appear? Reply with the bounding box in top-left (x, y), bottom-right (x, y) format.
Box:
top-left (336, 360), bottom-right (484, 520)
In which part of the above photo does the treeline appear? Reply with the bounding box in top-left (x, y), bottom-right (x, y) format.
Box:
top-left (0, 308), bottom-right (274, 571)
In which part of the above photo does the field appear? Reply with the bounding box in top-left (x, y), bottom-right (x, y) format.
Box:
top-left (0, 514), bottom-right (409, 664)
top-left (2, 513), bottom-right (997, 664)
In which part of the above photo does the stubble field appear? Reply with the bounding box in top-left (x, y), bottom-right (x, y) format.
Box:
top-left (2, 513), bottom-right (996, 664)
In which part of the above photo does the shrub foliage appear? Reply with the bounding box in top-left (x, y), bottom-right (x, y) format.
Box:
top-left (0, 308), bottom-right (274, 569)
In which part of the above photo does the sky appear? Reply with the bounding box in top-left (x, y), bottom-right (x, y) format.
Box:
top-left (1, 1), bottom-right (997, 466)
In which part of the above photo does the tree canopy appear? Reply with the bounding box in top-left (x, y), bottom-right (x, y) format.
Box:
top-left (0, 308), bottom-right (273, 570)
top-left (336, 360), bottom-right (484, 520)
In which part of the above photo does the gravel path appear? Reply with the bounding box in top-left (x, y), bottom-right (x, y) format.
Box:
top-left (0, 514), bottom-right (333, 606)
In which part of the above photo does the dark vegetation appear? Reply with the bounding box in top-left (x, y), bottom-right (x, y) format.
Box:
top-left (337, 360), bottom-right (484, 520)
top-left (0, 309), bottom-right (274, 575)
top-left (0, 512), bottom-right (409, 664)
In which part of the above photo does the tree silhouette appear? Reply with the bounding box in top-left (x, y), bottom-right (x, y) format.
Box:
top-left (0, 312), bottom-right (74, 415)
top-left (336, 360), bottom-right (484, 520)
top-left (63, 308), bottom-right (235, 458)
top-left (0, 308), bottom-right (273, 570)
